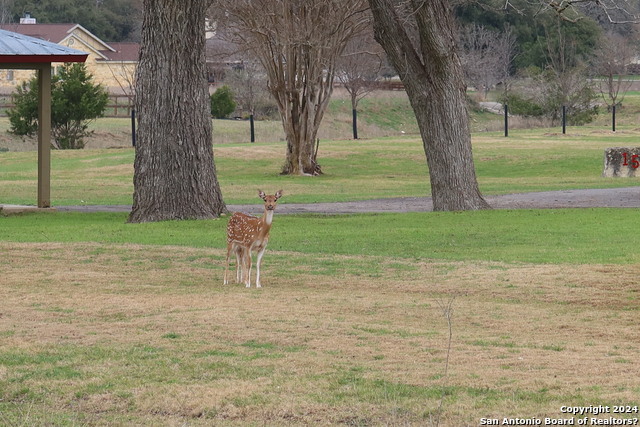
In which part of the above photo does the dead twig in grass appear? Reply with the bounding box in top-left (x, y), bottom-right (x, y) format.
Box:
top-left (432, 297), bottom-right (455, 427)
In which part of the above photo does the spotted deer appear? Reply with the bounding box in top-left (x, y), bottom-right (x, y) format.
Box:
top-left (224, 189), bottom-right (283, 288)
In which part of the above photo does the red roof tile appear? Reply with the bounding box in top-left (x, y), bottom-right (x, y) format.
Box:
top-left (0, 23), bottom-right (77, 43)
top-left (99, 42), bottom-right (139, 62)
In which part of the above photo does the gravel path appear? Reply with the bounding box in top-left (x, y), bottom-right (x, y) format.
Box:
top-left (51, 187), bottom-right (640, 215)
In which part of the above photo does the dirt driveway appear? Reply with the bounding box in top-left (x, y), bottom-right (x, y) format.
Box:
top-left (55, 186), bottom-right (640, 215)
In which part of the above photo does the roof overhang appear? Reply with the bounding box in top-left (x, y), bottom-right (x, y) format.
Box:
top-left (0, 28), bottom-right (89, 64)
top-left (0, 54), bottom-right (88, 65)
top-left (0, 28), bottom-right (89, 209)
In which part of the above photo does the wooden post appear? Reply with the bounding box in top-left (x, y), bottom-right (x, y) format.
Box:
top-left (37, 64), bottom-right (52, 208)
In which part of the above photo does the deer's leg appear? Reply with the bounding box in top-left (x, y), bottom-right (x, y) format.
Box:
top-left (243, 248), bottom-right (252, 288)
top-left (255, 247), bottom-right (266, 288)
top-left (235, 246), bottom-right (243, 283)
top-left (223, 242), bottom-right (233, 285)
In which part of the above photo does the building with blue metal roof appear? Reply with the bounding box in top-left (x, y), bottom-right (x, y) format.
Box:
top-left (0, 28), bottom-right (88, 209)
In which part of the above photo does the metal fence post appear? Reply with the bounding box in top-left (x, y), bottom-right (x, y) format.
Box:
top-left (250, 114), bottom-right (255, 143)
top-left (352, 109), bottom-right (358, 140)
top-left (504, 104), bottom-right (508, 137)
top-left (612, 105), bottom-right (616, 133)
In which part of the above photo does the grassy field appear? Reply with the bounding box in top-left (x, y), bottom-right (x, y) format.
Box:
top-left (1, 209), bottom-right (640, 426)
top-left (2, 91), bottom-right (640, 425)
top-left (3, 126), bottom-right (640, 206)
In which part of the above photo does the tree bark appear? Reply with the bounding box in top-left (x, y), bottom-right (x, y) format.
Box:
top-left (276, 64), bottom-right (328, 176)
top-left (369, 0), bottom-right (490, 211)
top-left (266, 1), bottom-right (336, 176)
top-left (129, 0), bottom-right (226, 222)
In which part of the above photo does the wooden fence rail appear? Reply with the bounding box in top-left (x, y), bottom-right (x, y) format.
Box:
top-left (0, 95), bottom-right (134, 118)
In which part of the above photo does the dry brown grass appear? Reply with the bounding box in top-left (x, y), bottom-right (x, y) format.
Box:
top-left (1, 242), bottom-right (639, 426)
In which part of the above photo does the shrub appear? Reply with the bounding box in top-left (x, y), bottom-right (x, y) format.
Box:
top-left (541, 79), bottom-right (599, 126)
top-left (7, 79), bottom-right (39, 136)
top-left (517, 66), bottom-right (598, 126)
top-left (8, 63), bottom-right (108, 149)
top-left (210, 85), bottom-right (236, 119)
top-left (499, 93), bottom-right (544, 117)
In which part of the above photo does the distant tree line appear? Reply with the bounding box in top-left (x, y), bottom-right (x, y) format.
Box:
top-left (0, 0), bottom-right (142, 42)
top-left (455, 1), bottom-right (615, 72)
top-left (455, 0), bottom-right (640, 126)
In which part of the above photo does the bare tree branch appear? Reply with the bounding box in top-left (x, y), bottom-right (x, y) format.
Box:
top-left (593, 31), bottom-right (635, 108)
top-left (337, 29), bottom-right (384, 110)
top-left (459, 24), bottom-right (517, 99)
top-left (214, 0), bottom-right (369, 175)
top-left (523, 0), bottom-right (640, 23)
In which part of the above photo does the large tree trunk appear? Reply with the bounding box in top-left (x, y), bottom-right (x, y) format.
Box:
top-left (129, 0), bottom-right (226, 222)
top-left (409, 72), bottom-right (489, 211)
top-left (369, 0), bottom-right (490, 211)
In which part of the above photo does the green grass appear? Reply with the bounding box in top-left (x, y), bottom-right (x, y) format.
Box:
top-left (4, 87), bottom-right (640, 205)
top-left (2, 208), bottom-right (638, 264)
top-left (3, 129), bottom-right (640, 206)
top-left (4, 91), bottom-right (640, 426)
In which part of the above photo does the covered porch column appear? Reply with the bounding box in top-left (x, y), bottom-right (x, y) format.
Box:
top-left (37, 63), bottom-right (52, 208)
top-left (0, 28), bottom-right (87, 209)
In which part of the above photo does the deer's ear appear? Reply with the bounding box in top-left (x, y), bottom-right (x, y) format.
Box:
top-left (258, 190), bottom-right (266, 200)
top-left (275, 190), bottom-right (283, 200)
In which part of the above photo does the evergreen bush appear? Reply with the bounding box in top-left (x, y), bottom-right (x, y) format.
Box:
top-left (210, 85), bottom-right (237, 119)
top-left (8, 63), bottom-right (108, 149)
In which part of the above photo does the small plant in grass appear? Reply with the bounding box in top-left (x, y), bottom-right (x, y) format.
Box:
top-left (162, 332), bottom-right (181, 339)
top-left (499, 92), bottom-right (544, 117)
top-left (433, 297), bottom-right (455, 427)
top-left (8, 63), bottom-right (108, 149)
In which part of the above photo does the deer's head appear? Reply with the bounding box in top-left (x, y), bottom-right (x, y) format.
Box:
top-left (258, 189), bottom-right (283, 211)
